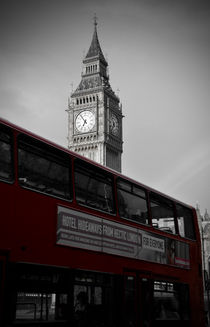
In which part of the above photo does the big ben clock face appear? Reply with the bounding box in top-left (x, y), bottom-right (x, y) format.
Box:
top-left (76, 110), bottom-right (95, 133)
top-left (110, 113), bottom-right (119, 136)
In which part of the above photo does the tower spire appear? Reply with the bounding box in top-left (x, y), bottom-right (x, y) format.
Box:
top-left (84, 15), bottom-right (107, 65)
top-left (93, 13), bottom-right (98, 29)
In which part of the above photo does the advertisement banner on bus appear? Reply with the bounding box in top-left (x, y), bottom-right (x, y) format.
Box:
top-left (57, 206), bottom-right (190, 269)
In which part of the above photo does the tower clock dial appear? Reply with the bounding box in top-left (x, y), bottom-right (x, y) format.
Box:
top-left (76, 110), bottom-right (95, 133)
top-left (110, 113), bottom-right (119, 136)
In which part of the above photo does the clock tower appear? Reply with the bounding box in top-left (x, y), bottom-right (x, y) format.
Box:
top-left (67, 18), bottom-right (123, 172)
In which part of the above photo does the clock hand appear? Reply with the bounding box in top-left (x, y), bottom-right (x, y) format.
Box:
top-left (80, 114), bottom-right (86, 123)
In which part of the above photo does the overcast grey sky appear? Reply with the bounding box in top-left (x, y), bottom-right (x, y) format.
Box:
top-left (0, 0), bottom-right (210, 214)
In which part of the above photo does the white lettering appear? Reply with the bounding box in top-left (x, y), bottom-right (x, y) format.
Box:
top-left (78, 219), bottom-right (102, 235)
top-left (142, 234), bottom-right (165, 253)
top-left (62, 215), bottom-right (77, 229)
top-left (103, 225), bottom-right (114, 237)
top-left (114, 229), bottom-right (127, 240)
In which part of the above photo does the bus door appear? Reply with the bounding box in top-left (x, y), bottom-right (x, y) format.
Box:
top-left (123, 272), bottom-right (138, 327)
top-left (123, 271), bottom-right (191, 327)
top-left (123, 271), bottom-right (153, 327)
top-left (138, 275), bottom-right (153, 327)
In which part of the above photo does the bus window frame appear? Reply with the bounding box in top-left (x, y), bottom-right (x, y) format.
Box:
top-left (117, 177), bottom-right (149, 226)
top-left (0, 124), bottom-right (14, 184)
top-left (149, 191), bottom-right (178, 236)
top-left (17, 133), bottom-right (73, 202)
top-left (175, 203), bottom-right (196, 241)
top-left (74, 158), bottom-right (116, 215)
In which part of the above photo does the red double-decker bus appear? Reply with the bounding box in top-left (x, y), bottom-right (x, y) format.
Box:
top-left (0, 118), bottom-right (205, 327)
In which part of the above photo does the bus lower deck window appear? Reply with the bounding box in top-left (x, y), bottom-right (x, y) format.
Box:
top-left (153, 281), bottom-right (190, 321)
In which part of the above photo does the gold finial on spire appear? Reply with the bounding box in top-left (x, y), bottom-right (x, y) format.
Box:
top-left (93, 13), bottom-right (98, 28)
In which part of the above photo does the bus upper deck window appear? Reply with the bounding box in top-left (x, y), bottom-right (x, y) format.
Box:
top-left (150, 193), bottom-right (176, 234)
top-left (117, 179), bottom-right (149, 224)
top-left (176, 204), bottom-right (196, 240)
top-left (18, 135), bottom-right (72, 200)
top-left (74, 159), bottom-right (115, 214)
top-left (0, 125), bottom-right (13, 182)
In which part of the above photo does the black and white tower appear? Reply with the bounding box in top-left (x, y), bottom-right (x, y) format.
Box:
top-left (67, 17), bottom-right (123, 172)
